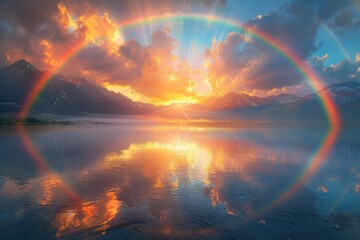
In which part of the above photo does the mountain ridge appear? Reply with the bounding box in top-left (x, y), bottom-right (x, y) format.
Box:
top-left (1, 59), bottom-right (360, 123)
top-left (0, 59), bottom-right (155, 115)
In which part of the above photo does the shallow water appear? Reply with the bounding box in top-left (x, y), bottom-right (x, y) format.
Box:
top-left (1, 124), bottom-right (360, 239)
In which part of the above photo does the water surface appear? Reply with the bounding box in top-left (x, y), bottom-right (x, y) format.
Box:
top-left (1, 124), bottom-right (360, 239)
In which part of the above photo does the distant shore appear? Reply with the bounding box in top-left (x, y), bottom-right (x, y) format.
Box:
top-left (2, 115), bottom-right (359, 127)
top-left (0, 116), bottom-right (109, 125)
top-left (0, 116), bottom-right (74, 125)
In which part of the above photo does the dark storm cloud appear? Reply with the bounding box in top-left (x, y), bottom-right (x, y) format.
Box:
top-left (0, 0), bottom-right (60, 32)
top-left (321, 0), bottom-right (360, 34)
top-left (0, 20), bottom-right (45, 59)
top-left (0, 0), bottom-right (75, 67)
top-left (316, 0), bottom-right (353, 20)
top-left (330, 10), bottom-right (360, 32)
top-left (0, 0), bottom-right (69, 41)
top-left (333, 11), bottom-right (355, 28)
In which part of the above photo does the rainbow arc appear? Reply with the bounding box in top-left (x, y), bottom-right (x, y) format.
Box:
top-left (18, 13), bottom-right (341, 215)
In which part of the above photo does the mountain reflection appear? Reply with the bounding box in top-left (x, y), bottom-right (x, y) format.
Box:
top-left (1, 125), bottom-right (360, 239)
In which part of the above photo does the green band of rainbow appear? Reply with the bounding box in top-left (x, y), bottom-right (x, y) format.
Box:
top-left (18, 13), bottom-right (341, 213)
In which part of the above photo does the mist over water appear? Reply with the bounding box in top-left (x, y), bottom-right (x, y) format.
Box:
top-left (1, 124), bottom-right (360, 239)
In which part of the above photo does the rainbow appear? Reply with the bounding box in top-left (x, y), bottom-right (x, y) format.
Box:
top-left (18, 40), bottom-right (90, 119)
top-left (16, 124), bottom-right (82, 205)
top-left (322, 22), bottom-right (351, 62)
top-left (18, 13), bottom-right (341, 214)
top-left (19, 13), bottom-right (341, 125)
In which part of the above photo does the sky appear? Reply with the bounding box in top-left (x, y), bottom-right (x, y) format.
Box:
top-left (0, 0), bottom-right (359, 105)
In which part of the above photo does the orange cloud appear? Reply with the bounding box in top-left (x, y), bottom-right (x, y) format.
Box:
top-left (13, 2), bottom-right (200, 104)
top-left (68, 30), bottom-right (199, 104)
top-left (40, 40), bottom-right (60, 66)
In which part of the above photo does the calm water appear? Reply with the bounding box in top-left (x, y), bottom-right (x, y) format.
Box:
top-left (1, 124), bottom-right (360, 240)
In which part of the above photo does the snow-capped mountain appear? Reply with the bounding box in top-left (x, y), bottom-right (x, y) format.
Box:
top-left (3, 59), bottom-right (38, 76)
top-left (201, 92), bottom-right (300, 110)
top-left (265, 93), bottom-right (301, 104)
top-left (304, 81), bottom-right (360, 105)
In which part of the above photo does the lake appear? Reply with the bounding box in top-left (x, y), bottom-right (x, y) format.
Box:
top-left (1, 124), bottom-right (360, 239)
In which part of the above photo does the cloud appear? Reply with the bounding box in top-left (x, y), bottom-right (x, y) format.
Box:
top-left (0, 0), bottom-right (202, 103)
top-left (205, 0), bottom-right (356, 96)
top-left (333, 11), bottom-right (356, 28)
top-left (0, 52), bottom-right (9, 67)
top-left (324, 61), bottom-right (360, 83)
top-left (0, 0), bottom-right (127, 70)
top-left (0, 0), bottom-right (61, 34)
top-left (205, 32), bottom-right (305, 95)
top-left (322, 1), bottom-right (360, 37)
top-left (310, 54), bottom-right (360, 83)
top-left (330, 9), bottom-right (360, 32)
top-left (0, 0), bottom-right (75, 67)
top-left (308, 54), bottom-right (328, 70)
top-left (68, 30), bottom-right (196, 102)
top-left (60, 0), bottom-right (226, 22)
top-left (0, 0), bottom-right (357, 102)
top-left (316, 0), bottom-right (353, 20)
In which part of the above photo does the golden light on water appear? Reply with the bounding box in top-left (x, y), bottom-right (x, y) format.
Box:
top-left (102, 139), bottom-right (213, 185)
top-left (5, 126), bottom-right (359, 238)
top-left (55, 189), bottom-right (122, 237)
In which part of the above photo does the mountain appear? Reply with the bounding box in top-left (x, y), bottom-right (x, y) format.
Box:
top-left (265, 93), bottom-right (301, 105)
top-left (201, 92), bottom-right (300, 111)
top-left (0, 60), bottom-right (155, 115)
top-left (2, 59), bottom-right (360, 123)
top-left (155, 81), bottom-right (360, 122)
top-left (0, 60), bottom-right (42, 113)
top-left (209, 81), bottom-right (360, 123)
top-left (299, 81), bottom-right (360, 123)
top-left (303, 81), bottom-right (360, 105)
top-left (154, 93), bottom-right (301, 120)
top-left (202, 93), bottom-right (266, 110)
top-left (152, 81), bottom-right (360, 122)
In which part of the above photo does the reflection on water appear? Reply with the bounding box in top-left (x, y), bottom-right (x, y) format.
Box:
top-left (1, 125), bottom-right (360, 239)
top-left (55, 189), bottom-right (121, 237)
